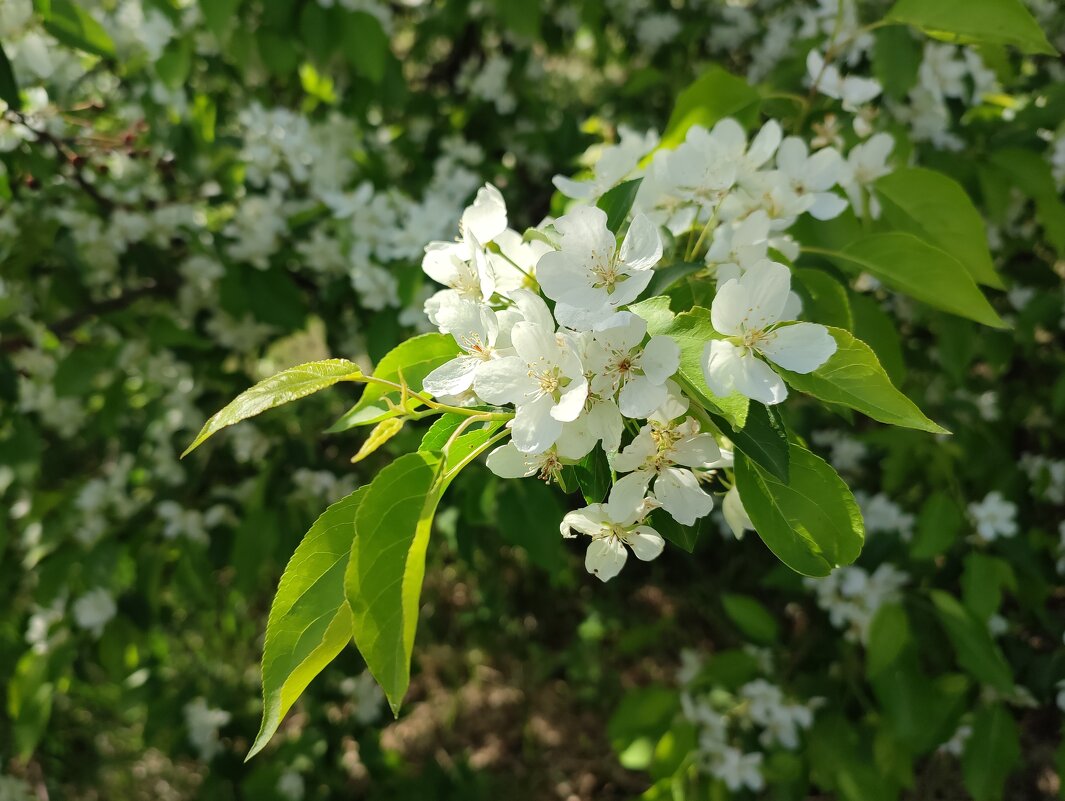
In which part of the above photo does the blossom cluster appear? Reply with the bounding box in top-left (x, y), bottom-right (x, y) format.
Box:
top-left (418, 117), bottom-right (891, 579)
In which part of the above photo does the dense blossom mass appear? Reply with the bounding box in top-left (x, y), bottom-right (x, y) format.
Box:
top-left (420, 117), bottom-right (878, 579)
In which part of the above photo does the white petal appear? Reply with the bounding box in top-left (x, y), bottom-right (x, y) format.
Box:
top-left (748, 120), bottom-right (782, 168)
top-left (585, 398), bottom-right (624, 453)
top-left (722, 485), bottom-right (753, 539)
top-left (585, 537), bottom-right (628, 582)
top-left (561, 505), bottom-right (610, 538)
top-left (806, 192), bottom-right (849, 220)
top-left (732, 354), bottom-right (788, 405)
top-left (618, 213), bottom-right (663, 272)
top-left (511, 320), bottom-right (559, 364)
top-left (710, 277), bottom-right (749, 337)
top-left (422, 355), bottom-right (480, 397)
top-left (671, 433), bottom-right (722, 468)
top-left (557, 419), bottom-right (597, 460)
top-left (552, 174), bottom-right (597, 200)
top-left (738, 260), bottom-right (791, 330)
top-left (613, 426), bottom-right (657, 473)
top-left (473, 356), bottom-right (534, 405)
top-left (640, 335), bottom-right (681, 384)
top-left (485, 443), bottom-right (536, 478)
top-left (702, 339), bottom-right (743, 397)
top-left (626, 526), bottom-right (665, 561)
top-left (553, 301), bottom-right (615, 332)
top-left (555, 206), bottom-right (614, 255)
top-left (536, 250), bottom-right (597, 306)
top-left (509, 288), bottom-right (555, 331)
top-left (551, 378), bottom-right (589, 422)
top-left (462, 184), bottom-right (508, 244)
top-left (654, 468), bottom-right (714, 525)
top-left (619, 377), bottom-right (668, 419)
top-left (512, 395), bottom-right (563, 454)
top-left (605, 471), bottom-right (653, 524)
top-left (760, 322), bottom-right (837, 373)
top-left (593, 311), bottom-right (646, 352)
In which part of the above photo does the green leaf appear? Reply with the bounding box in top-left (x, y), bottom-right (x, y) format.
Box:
top-left (829, 232), bottom-right (1006, 328)
top-left (649, 508), bottom-right (700, 553)
top-left (629, 294), bottom-right (677, 336)
top-left (596, 178), bottom-right (642, 234)
top-left (199, 0), bottom-right (240, 39)
top-left (660, 66), bottom-right (761, 149)
top-left (346, 452), bottom-right (442, 715)
top-left (962, 705), bottom-right (1021, 801)
top-left (183, 359), bottom-right (362, 456)
top-left (248, 487), bottom-right (366, 759)
top-left (961, 553), bottom-right (1015, 623)
top-left (42, 0), bottom-right (116, 58)
top-left (497, 479), bottom-right (568, 572)
top-left (350, 418), bottom-right (404, 463)
top-left (710, 401), bottom-right (790, 483)
top-left (418, 412), bottom-right (505, 473)
top-left (850, 292), bottom-right (906, 386)
top-left (872, 25), bottom-right (922, 101)
top-left (908, 491), bottom-right (962, 560)
top-left (875, 168), bottom-right (1003, 289)
top-left (342, 11), bottom-right (389, 83)
top-left (777, 326), bottom-right (948, 434)
top-left (930, 591), bottom-right (1014, 693)
top-left (865, 603), bottom-right (910, 677)
top-left (327, 334), bottom-right (460, 431)
top-left (721, 593), bottom-right (778, 644)
top-left (7, 650), bottom-right (57, 759)
top-left (0, 43), bottom-right (21, 111)
top-left (156, 39), bottom-right (192, 88)
top-left (736, 443), bottom-right (864, 577)
top-left (607, 686), bottom-right (679, 768)
top-left (885, 0), bottom-right (1056, 55)
top-left (795, 268), bottom-right (852, 330)
top-left (492, 0), bottom-right (541, 38)
top-left (646, 261), bottom-right (705, 297)
top-left (574, 447), bottom-right (612, 504)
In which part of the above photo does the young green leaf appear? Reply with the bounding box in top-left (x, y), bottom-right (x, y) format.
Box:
top-left (327, 334), bottom-right (459, 431)
top-left (778, 326), bottom-right (948, 434)
top-left (350, 417), bottom-right (405, 463)
top-left (661, 67), bottom-right (761, 149)
top-left (930, 590), bottom-right (1014, 693)
top-left (708, 402), bottom-right (789, 483)
top-left (876, 168), bottom-right (1003, 289)
top-left (42, 0), bottom-right (117, 58)
top-left (346, 452), bottom-right (443, 715)
top-left (829, 232), bottom-right (1006, 328)
top-left (736, 444), bottom-right (864, 577)
top-left (183, 359), bottom-right (363, 456)
top-left (962, 705), bottom-right (1021, 801)
top-left (597, 178), bottom-right (642, 234)
top-left (885, 0), bottom-right (1056, 55)
top-left (249, 487), bottom-right (367, 759)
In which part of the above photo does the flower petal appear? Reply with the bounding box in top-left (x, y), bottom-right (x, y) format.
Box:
top-left (585, 537), bottom-right (628, 582)
top-left (640, 335), bottom-right (681, 384)
top-left (422, 355), bottom-right (480, 397)
top-left (618, 213), bottom-right (663, 272)
top-left (732, 353), bottom-right (788, 405)
top-left (511, 394), bottom-right (563, 454)
top-left (473, 356), bottom-right (534, 405)
top-left (485, 443), bottom-right (536, 479)
top-left (654, 467), bottom-right (714, 526)
top-left (760, 322), bottom-right (837, 373)
top-left (619, 376), bottom-right (668, 419)
top-left (626, 526), bottom-right (665, 561)
top-left (738, 260), bottom-right (791, 330)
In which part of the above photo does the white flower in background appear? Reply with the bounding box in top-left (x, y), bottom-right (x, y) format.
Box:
top-left (613, 411), bottom-right (721, 526)
top-left (806, 564), bottom-right (909, 643)
top-left (774, 137), bottom-right (848, 220)
top-left (422, 298), bottom-right (513, 397)
top-left (341, 670), bottom-right (386, 725)
top-left (939, 723), bottom-right (972, 756)
top-left (487, 228), bottom-right (550, 296)
top-left (553, 126), bottom-right (658, 201)
top-left (740, 679), bottom-right (815, 749)
top-left (709, 746), bottom-right (765, 792)
top-left (706, 210), bottom-right (771, 276)
top-left (968, 491), bottom-right (1018, 541)
top-left (473, 293), bottom-right (588, 454)
top-left (806, 49), bottom-right (882, 110)
top-left (561, 473), bottom-right (665, 582)
top-left (585, 312), bottom-right (680, 418)
top-left (72, 588), bottom-right (117, 638)
top-left (839, 133), bottom-right (894, 216)
top-left (277, 771), bottom-right (305, 801)
top-left (636, 12), bottom-right (682, 51)
top-left (537, 207), bottom-right (662, 330)
top-left (184, 697), bottom-right (231, 762)
top-left (702, 260), bottom-right (837, 405)
top-left (856, 492), bottom-right (915, 540)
